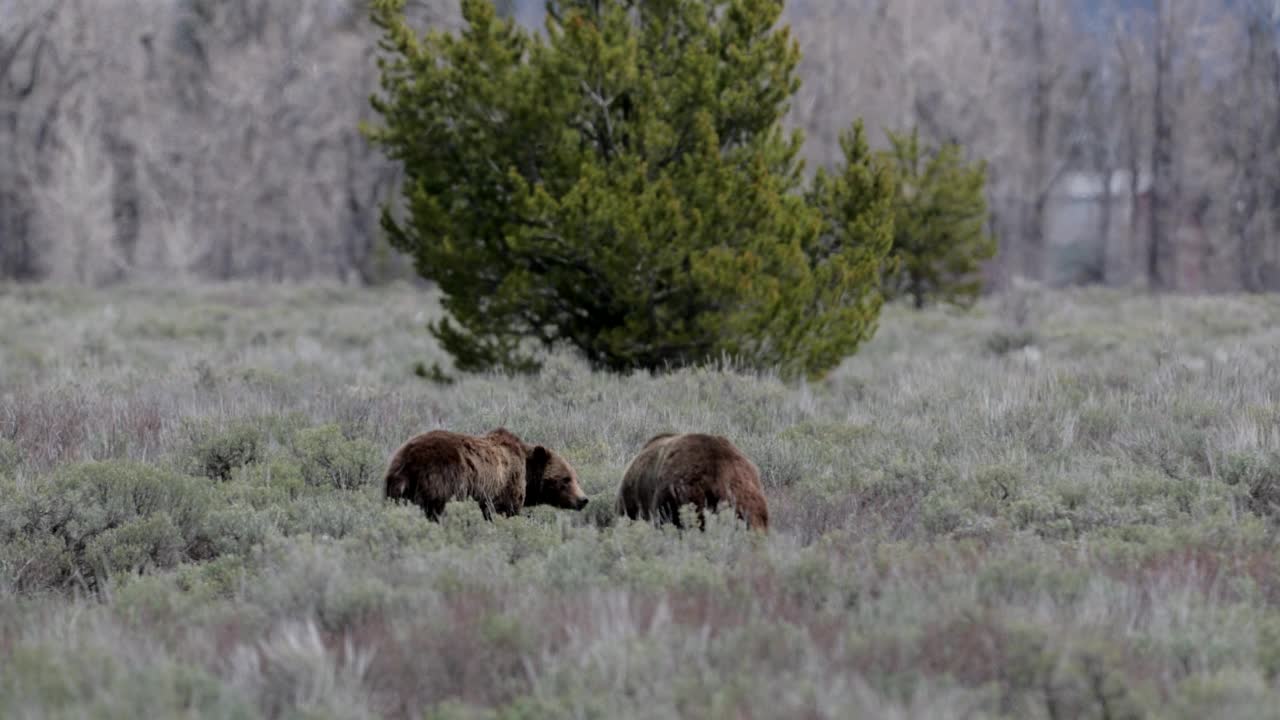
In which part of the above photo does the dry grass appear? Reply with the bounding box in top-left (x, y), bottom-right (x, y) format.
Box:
top-left (1, 282), bottom-right (1280, 718)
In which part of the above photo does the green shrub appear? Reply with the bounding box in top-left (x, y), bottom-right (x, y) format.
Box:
top-left (920, 488), bottom-right (970, 536)
top-left (0, 437), bottom-right (19, 478)
top-left (0, 644), bottom-right (252, 718)
top-left (318, 575), bottom-right (394, 633)
top-left (423, 702), bottom-right (500, 720)
top-left (290, 425), bottom-right (381, 490)
top-left (83, 514), bottom-right (185, 577)
top-left (985, 328), bottom-right (1038, 356)
top-left (1057, 641), bottom-right (1149, 719)
top-left (185, 419), bottom-right (262, 481)
top-left (969, 463), bottom-right (1025, 516)
top-left (1220, 451), bottom-right (1280, 517)
top-left (1257, 614), bottom-right (1280, 682)
top-left (170, 554), bottom-right (258, 602)
top-left (0, 534), bottom-right (73, 591)
top-left (348, 502), bottom-right (446, 556)
top-left (580, 496), bottom-right (618, 529)
top-left (227, 454), bottom-right (306, 507)
top-left (1174, 671), bottom-right (1271, 720)
top-left (279, 493), bottom-right (383, 540)
top-left (204, 505), bottom-right (273, 559)
top-left (0, 461), bottom-right (218, 592)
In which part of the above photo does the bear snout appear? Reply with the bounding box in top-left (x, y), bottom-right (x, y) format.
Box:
top-left (575, 496), bottom-right (589, 510)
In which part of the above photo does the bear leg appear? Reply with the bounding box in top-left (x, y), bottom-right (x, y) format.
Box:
top-left (420, 498), bottom-right (447, 521)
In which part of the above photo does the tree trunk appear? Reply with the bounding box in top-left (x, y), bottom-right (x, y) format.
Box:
top-left (1115, 32), bottom-right (1142, 287)
top-left (1266, 24), bottom-right (1280, 291)
top-left (1236, 173), bottom-right (1260, 293)
top-left (1098, 167), bottom-right (1114, 285)
top-left (1148, 0), bottom-right (1175, 291)
top-left (1027, 0), bottom-right (1050, 282)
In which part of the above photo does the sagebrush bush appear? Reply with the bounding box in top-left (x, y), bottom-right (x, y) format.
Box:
top-left (0, 461), bottom-right (217, 592)
top-left (279, 493), bottom-right (386, 540)
top-left (0, 438), bottom-right (19, 478)
top-left (203, 505), bottom-right (273, 560)
top-left (1220, 451), bottom-right (1280, 517)
top-left (0, 641), bottom-right (254, 718)
top-left (985, 327), bottom-right (1038, 356)
top-left (224, 455), bottom-right (306, 507)
top-left (289, 424), bottom-right (381, 490)
top-left (1, 284), bottom-right (1279, 717)
top-left (185, 418), bottom-right (262, 481)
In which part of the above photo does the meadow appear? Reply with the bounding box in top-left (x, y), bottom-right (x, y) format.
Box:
top-left (1, 282), bottom-right (1279, 719)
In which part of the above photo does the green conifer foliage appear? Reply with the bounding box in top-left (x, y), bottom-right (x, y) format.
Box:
top-left (365, 0), bottom-right (895, 379)
top-left (880, 128), bottom-right (995, 309)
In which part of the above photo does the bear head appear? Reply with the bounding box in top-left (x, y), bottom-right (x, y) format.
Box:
top-left (524, 445), bottom-right (588, 510)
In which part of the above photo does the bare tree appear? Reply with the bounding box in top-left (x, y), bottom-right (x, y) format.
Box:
top-left (1110, 13), bottom-right (1151, 285)
top-left (788, 0), bottom-right (1091, 288)
top-left (1079, 54), bottom-right (1116, 284)
top-left (1147, 0), bottom-right (1177, 290)
top-left (1216, 1), bottom-right (1280, 292)
top-left (0, 0), bottom-right (137, 284)
top-left (0, 0), bottom-right (1271, 293)
top-left (0, 0), bottom-right (458, 285)
top-left (1001, 0), bottom-right (1095, 285)
top-left (0, 0), bottom-right (85, 280)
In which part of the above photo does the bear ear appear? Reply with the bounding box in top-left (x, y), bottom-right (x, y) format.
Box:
top-left (528, 445), bottom-right (550, 480)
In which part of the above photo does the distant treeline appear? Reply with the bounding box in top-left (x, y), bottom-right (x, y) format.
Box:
top-left (2, 0), bottom-right (1278, 292)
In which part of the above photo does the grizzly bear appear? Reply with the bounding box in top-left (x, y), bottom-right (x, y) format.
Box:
top-left (384, 427), bottom-right (587, 521)
top-left (616, 433), bottom-right (769, 531)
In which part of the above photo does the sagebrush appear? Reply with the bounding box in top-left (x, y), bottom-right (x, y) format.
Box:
top-left (1, 283), bottom-right (1279, 717)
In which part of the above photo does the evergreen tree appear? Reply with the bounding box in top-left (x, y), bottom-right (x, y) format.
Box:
top-left (365, 0), bottom-right (894, 379)
top-left (879, 128), bottom-right (994, 309)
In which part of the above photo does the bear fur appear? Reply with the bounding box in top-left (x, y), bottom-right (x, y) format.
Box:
top-left (616, 433), bottom-right (769, 531)
top-left (384, 427), bottom-right (587, 520)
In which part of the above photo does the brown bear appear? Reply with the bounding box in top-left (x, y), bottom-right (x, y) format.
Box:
top-left (616, 433), bottom-right (769, 531)
top-left (384, 427), bottom-right (587, 521)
